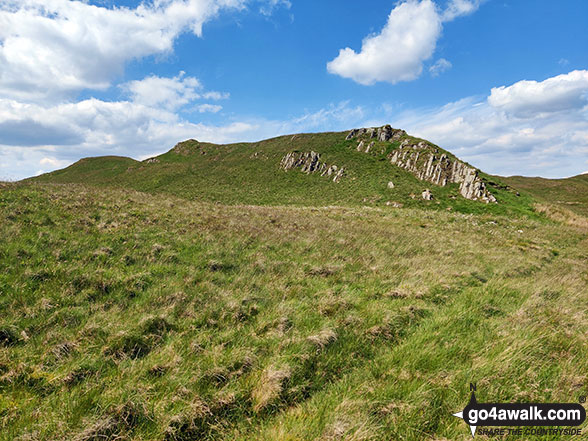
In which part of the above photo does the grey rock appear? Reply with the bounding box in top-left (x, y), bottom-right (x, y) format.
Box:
top-left (345, 129), bottom-right (358, 140)
top-left (387, 181), bottom-right (395, 189)
top-left (281, 151), bottom-right (344, 183)
top-left (345, 125), bottom-right (406, 142)
top-left (389, 141), bottom-right (497, 203)
top-left (333, 168), bottom-right (345, 183)
top-left (422, 189), bottom-right (433, 200)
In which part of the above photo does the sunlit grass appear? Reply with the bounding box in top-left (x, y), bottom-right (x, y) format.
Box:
top-left (0, 182), bottom-right (586, 440)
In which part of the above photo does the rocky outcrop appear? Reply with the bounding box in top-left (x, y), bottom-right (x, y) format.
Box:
top-left (280, 151), bottom-right (345, 183)
top-left (346, 125), bottom-right (406, 142)
top-left (389, 140), bottom-right (497, 203)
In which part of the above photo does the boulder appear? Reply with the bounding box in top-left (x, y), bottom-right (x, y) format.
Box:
top-left (422, 189), bottom-right (433, 200)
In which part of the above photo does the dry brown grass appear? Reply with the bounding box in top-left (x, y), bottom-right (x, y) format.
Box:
top-left (535, 203), bottom-right (588, 229)
top-left (307, 328), bottom-right (338, 351)
top-left (252, 365), bottom-right (292, 412)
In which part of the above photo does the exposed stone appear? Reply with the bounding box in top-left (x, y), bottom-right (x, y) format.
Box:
top-left (144, 157), bottom-right (160, 164)
top-left (345, 130), bottom-right (358, 141)
top-left (387, 181), bottom-right (395, 189)
top-left (385, 201), bottom-right (403, 208)
top-left (250, 151), bottom-right (266, 159)
top-left (280, 151), bottom-right (321, 173)
top-left (172, 139), bottom-right (200, 155)
top-left (345, 125), bottom-right (406, 142)
top-left (333, 168), bottom-right (345, 183)
top-left (389, 141), bottom-right (497, 203)
top-left (357, 140), bottom-right (365, 152)
top-left (280, 151), bottom-right (345, 183)
top-left (422, 189), bottom-right (433, 200)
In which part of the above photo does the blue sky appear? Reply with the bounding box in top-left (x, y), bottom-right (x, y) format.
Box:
top-left (1, 0), bottom-right (587, 179)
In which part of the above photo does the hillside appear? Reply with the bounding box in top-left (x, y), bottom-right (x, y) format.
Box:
top-left (503, 173), bottom-right (588, 217)
top-left (4, 127), bottom-right (588, 440)
top-left (1, 182), bottom-right (587, 440)
top-left (33, 127), bottom-right (534, 217)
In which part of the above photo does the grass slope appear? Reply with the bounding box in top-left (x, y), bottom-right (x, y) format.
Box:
top-left (1, 182), bottom-right (587, 440)
top-left (32, 131), bottom-right (536, 218)
top-left (503, 173), bottom-right (588, 217)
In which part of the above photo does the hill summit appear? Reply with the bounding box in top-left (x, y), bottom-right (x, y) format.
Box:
top-left (33, 125), bottom-right (528, 215)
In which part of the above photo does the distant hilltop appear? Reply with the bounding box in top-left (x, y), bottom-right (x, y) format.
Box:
top-left (32, 126), bottom-right (535, 215)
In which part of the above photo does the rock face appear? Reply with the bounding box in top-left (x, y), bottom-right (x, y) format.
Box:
top-left (345, 126), bottom-right (496, 203)
top-left (346, 125), bottom-right (406, 142)
top-left (280, 151), bottom-right (345, 183)
top-left (389, 140), bottom-right (497, 203)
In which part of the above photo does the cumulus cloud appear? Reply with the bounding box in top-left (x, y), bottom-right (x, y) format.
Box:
top-left (0, 0), bottom-right (278, 102)
top-left (122, 72), bottom-right (228, 111)
top-left (392, 70), bottom-right (588, 177)
top-left (488, 70), bottom-right (588, 118)
top-left (327, 0), bottom-right (482, 86)
top-left (429, 58), bottom-right (452, 77)
top-left (327, 0), bottom-right (442, 85)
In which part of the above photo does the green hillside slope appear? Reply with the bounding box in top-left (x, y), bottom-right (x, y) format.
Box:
top-left (1, 182), bottom-right (587, 440)
top-left (32, 129), bottom-right (533, 217)
top-left (503, 173), bottom-right (588, 217)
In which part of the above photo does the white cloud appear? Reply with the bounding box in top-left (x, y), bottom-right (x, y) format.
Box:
top-left (326, 0), bottom-right (483, 86)
top-left (441, 0), bottom-right (481, 21)
top-left (259, 0), bottom-right (291, 16)
top-left (202, 91), bottom-right (231, 100)
top-left (488, 70), bottom-right (588, 118)
top-left (0, 0), bottom-right (277, 102)
top-left (429, 58), bottom-right (452, 77)
top-left (194, 104), bottom-right (223, 113)
top-left (290, 101), bottom-right (365, 128)
top-left (327, 0), bottom-right (442, 85)
top-left (391, 70), bottom-right (588, 178)
top-left (124, 72), bottom-right (206, 110)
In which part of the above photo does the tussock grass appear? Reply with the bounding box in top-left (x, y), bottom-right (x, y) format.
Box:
top-left (0, 182), bottom-right (587, 440)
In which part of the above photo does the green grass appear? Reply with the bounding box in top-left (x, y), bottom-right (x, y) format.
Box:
top-left (31, 131), bottom-right (539, 218)
top-left (1, 181), bottom-right (587, 440)
top-left (503, 173), bottom-right (588, 217)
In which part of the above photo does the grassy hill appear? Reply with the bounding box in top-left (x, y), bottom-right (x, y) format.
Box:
top-left (3, 129), bottom-right (588, 440)
top-left (503, 173), bottom-right (588, 217)
top-left (32, 130), bottom-right (535, 217)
